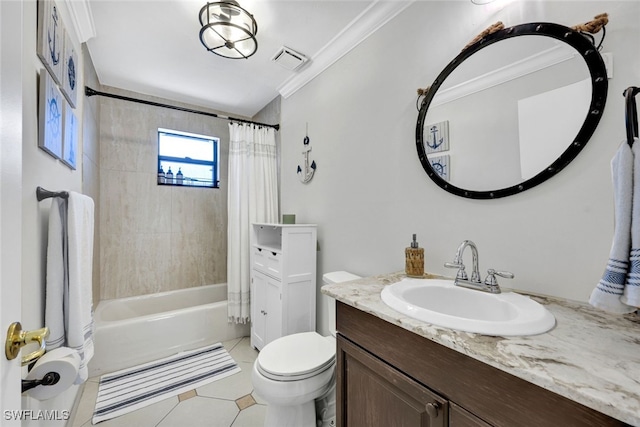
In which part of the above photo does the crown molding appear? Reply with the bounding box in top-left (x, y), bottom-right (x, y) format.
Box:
top-left (59, 0), bottom-right (96, 43)
top-left (277, 0), bottom-right (416, 99)
top-left (431, 43), bottom-right (577, 107)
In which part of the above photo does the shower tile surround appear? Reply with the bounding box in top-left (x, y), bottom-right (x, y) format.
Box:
top-left (71, 337), bottom-right (266, 427)
top-left (322, 272), bottom-right (640, 426)
top-left (99, 87), bottom-right (232, 299)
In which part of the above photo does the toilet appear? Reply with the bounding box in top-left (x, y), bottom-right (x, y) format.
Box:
top-left (252, 271), bottom-right (361, 427)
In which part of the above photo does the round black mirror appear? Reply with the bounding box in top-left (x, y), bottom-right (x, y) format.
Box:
top-left (416, 22), bottom-right (608, 199)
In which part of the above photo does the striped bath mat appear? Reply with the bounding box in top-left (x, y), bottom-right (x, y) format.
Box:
top-left (92, 343), bottom-right (240, 424)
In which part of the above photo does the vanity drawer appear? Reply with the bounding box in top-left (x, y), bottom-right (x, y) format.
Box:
top-left (253, 247), bottom-right (282, 278)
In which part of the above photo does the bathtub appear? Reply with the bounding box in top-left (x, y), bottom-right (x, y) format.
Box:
top-left (88, 284), bottom-right (250, 377)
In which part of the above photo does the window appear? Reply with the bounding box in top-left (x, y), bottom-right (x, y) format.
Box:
top-left (158, 128), bottom-right (219, 188)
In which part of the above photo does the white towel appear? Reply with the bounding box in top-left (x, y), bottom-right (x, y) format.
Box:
top-left (45, 197), bottom-right (67, 349)
top-left (590, 142), bottom-right (637, 313)
top-left (622, 139), bottom-right (640, 308)
top-left (66, 192), bottom-right (95, 383)
top-left (44, 192), bottom-right (95, 384)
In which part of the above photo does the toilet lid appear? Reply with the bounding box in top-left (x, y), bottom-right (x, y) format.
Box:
top-left (258, 332), bottom-right (335, 381)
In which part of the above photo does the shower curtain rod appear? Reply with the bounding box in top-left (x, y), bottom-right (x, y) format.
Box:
top-left (84, 87), bottom-right (280, 131)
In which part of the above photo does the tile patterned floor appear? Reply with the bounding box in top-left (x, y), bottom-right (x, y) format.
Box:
top-left (71, 337), bottom-right (266, 427)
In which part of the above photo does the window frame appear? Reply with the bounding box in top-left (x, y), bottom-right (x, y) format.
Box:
top-left (157, 128), bottom-right (220, 188)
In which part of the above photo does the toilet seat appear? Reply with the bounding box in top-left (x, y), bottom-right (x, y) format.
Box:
top-left (257, 332), bottom-right (336, 382)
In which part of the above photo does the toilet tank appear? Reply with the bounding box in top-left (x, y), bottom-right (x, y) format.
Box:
top-left (323, 271), bottom-right (361, 337)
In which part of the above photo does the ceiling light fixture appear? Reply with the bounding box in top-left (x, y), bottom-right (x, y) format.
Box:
top-left (198, 1), bottom-right (258, 59)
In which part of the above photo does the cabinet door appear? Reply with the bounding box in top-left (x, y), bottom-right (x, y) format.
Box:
top-left (251, 271), bottom-right (267, 350)
top-left (450, 404), bottom-right (492, 427)
top-left (337, 335), bottom-right (447, 427)
top-left (264, 277), bottom-right (282, 346)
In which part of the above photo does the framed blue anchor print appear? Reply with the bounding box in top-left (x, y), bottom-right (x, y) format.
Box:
top-left (37, 0), bottom-right (65, 85)
top-left (62, 102), bottom-right (78, 169)
top-left (39, 70), bottom-right (64, 160)
top-left (424, 120), bottom-right (449, 154)
top-left (62, 31), bottom-right (78, 108)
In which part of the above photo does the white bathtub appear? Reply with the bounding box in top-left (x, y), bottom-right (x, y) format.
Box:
top-left (88, 284), bottom-right (249, 377)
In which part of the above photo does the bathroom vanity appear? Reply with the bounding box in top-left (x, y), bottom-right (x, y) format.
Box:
top-left (322, 273), bottom-right (640, 427)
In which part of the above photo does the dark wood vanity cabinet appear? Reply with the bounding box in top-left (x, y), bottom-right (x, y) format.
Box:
top-left (338, 336), bottom-right (447, 427)
top-left (336, 302), bottom-right (628, 427)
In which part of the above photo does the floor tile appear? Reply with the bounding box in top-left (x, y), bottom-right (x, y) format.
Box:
top-left (92, 396), bottom-right (179, 427)
top-left (72, 336), bottom-right (259, 427)
top-left (252, 390), bottom-right (267, 406)
top-left (197, 361), bottom-right (255, 400)
top-left (221, 337), bottom-right (243, 353)
top-left (235, 394), bottom-right (256, 410)
top-left (231, 403), bottom-right (267, 427)
top-left (228, 337), bottom-right (259, 363)
top-left (179, 389), bottom-right (197, 402)
top-left (71, 379), bottom-right (99, 427)
top-left (157, 396), bottom-right (239, 427)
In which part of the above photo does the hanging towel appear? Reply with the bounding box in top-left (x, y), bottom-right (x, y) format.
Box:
top-left (44, 192), bottom-right (95, 383)
top-left (66, 192), bottom-right (95, 383)
top-left (622, 139), bottom-right (640, 308)
top-left (590, 142), bottom-right (637, 314)
top-left (45, 197), bottom-right (68, 349)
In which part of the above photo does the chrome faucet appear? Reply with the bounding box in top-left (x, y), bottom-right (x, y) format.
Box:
top-left (444, 240), bottom-right (513, 294)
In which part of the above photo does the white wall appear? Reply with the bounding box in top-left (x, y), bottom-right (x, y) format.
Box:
top-left (20, 0), bottom-right (92, 422)
top-left (280, 1), bottom-right (640, 335)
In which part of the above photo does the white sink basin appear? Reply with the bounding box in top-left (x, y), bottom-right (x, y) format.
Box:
top-left (380, 278), bottom-right (555, 336)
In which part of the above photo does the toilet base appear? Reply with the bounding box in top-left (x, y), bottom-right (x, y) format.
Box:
top-left (315, 381), bottom-right (336, 427)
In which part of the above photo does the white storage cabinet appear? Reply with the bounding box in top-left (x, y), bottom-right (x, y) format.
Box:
top-left (250, 223), bottom-right (317, 351)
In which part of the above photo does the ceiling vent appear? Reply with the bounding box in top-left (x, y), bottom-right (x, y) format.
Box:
top-left (271, 46), bottom-right (309, 71)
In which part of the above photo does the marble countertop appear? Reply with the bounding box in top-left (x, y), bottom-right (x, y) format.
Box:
top-left (322, 272), bottom-right (640, 426)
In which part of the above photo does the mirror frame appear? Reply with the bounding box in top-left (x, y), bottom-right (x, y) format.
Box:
top-left (416, 22), bottom-right (608, 199)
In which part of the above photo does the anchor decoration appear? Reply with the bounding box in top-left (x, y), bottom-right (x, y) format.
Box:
top-left (427, 125), bottom-right (444, 150)
top-left (424, 120), bottom-right (449, 154)
top-left (297, 133), bottom-right (316, 184)
top-left (48, 5), bottom-right (61, 67)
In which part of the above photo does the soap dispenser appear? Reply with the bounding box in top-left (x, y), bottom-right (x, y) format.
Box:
top-left (166, 167), bottom-right (173, 184)
top-left (405, 234), bottom-right (424, 278)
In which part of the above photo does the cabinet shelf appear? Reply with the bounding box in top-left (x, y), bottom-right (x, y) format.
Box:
top-left (250, 223), bottom-right (317, 351)
top-left (252, 243), bottom-right (282, 254)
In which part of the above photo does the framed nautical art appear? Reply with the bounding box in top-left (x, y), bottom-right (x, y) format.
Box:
top-left (424, 120), bottom-right (450, 154)
top-left (61, 30), bottom-right (78, 108)
top-left (62, 102), bottom-right (78, 169)
top-left (37, 0), bottom-right (65, 85)
top-left (39, 70), bottom-right (64, 159)
top-left (428, 154), bottom-right (450, 182)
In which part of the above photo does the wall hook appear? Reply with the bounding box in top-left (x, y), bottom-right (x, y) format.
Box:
top-left (297, 125), bottom-right (316, 183)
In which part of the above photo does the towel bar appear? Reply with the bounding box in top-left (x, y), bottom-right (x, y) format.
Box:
top-left (36, 186), bottom-right (69, 201)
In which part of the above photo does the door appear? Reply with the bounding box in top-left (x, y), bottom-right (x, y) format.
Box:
top-left (251, 271), bottom-right (267, 350)
top-left (264, 277), bottom-right (282, 346)
top-left (337, 336), bottom-right (448, 427)
top-left (0, 0), bottom-right (24, 422)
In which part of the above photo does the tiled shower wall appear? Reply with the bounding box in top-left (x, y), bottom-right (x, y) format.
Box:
top-left (82, 45), bottom-right (101, 305)
top-left (99, 87), bottom-right (231, 300)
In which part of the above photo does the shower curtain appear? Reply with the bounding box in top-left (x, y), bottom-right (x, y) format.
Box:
top-left (227, 123), bottom-right (278, 324)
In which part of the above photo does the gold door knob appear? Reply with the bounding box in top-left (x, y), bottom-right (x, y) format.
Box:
top-left (5, 322), bottom-right (49, 366)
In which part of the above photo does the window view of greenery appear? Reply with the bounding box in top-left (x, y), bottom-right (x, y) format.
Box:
top-left (158, 128), bottom-right (219, 188)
